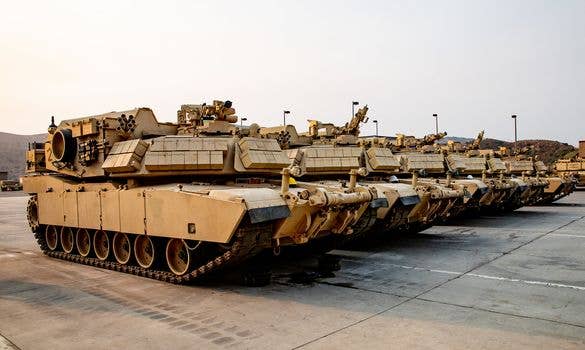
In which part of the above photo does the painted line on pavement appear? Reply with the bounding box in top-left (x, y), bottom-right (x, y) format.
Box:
top-left (385, 263), bottom-right (585, 292)
top-left (550, 233), bottom-right (585, 238)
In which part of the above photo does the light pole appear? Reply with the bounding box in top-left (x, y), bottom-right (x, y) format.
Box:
top-left (511, 114), bottom-right (517, 154)
top-left (283, 110), bottom-right (290, 126)
top-left (373, 120), bottom-right (379, 137)
top-left (240, 117), bottom-right (247, 127)
top-left (432, 113), bottom-right (438, 135)
top-left (352, 101), bottom-right (359, 117)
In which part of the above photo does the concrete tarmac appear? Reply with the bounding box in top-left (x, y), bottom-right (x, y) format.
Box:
top-left (1, 191), bottom-right (584, 349)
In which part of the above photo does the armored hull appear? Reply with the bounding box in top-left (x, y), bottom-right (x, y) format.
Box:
top-left (391, 151), bottom-right (466, 226)
top-left (502, 157), bottom-right (553, 207)
top-left (538, 176), bottom-right (575, 204)
top-left (554, 158), bottom-right (585, 187)
top-left (534, 161), bottom-right (575, 204)
top-left (363, 181), bottom-right (420, 232)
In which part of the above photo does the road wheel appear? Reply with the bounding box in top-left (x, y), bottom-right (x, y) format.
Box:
top-left (60, 227), bottom-right (75, 253)
top-left (45, 226), bottom-right (59, 251)
top-left (93, 230), bottom-right (110, 261)
top-left (166, 239), bottom-right (193, 276)
top-left (113, 232), bottom-right (132, 264)
top-left (76, 228), bottom-right (92, 257)
top-left (134, 235), bottom-right (155, 269)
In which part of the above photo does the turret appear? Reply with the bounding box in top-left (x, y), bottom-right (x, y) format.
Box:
top-left (36, 101), bottom-right (292, 180)
top-left (42, 108), bottom-right (177, 178)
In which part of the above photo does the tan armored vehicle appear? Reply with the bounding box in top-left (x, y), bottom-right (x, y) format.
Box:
top-left (384, 133), bottom-right (465, 228)
top-left (259, 106), bottom-right (422, 237)
top-left (442, 132), bottom-right (529, 213)
top-left (0, 180), bottom-right (22, 191)
top-left (22, 100), bottom-right (377, 283)
top-left (555, 159), bottom-right (585, 187)
top-left (343, 131), bottom-right (465, 231)
top-left (464, 149), bottom-right (518, 211)
top-left (554, 140), bottom-right (585, 187)
top-left (497, 147), bottom-right (548, 207)
top-left (357, 137), bottom-right (422, 233)
top-left (441, 133), bottom-right (491, 215)
top-left (532, 158), bottom-right (574, 204)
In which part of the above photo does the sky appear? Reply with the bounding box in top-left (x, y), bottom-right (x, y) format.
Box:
top-left (0, 0), bottom-right (583, 144)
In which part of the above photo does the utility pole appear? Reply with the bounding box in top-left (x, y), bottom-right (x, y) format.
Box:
top-left (352, 101), bottom-right (359, 118)
top-left (432, 113), bottom-right (438, 135)
top-left (240, 117), bottom-right (247, 127)
top-left (511, 114), bottom-right (518, 154)
top-left (283, 110), bottom-right (290, 126)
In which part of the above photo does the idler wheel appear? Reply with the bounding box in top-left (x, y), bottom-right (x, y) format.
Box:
top-left (134, 235), bottom-right (156, 269)
top-left (93, 230), bottom-right (110, 261)
top-left (45, 226), bottom-right (59, 251)
top-left (60, 227), bottom-right (75, 253)
top-left (113, 232), bottom-right (132, 264)
top-left (76, 228), bottom-right (92, 257)
top-left (165, 239), bottom-right (193, 276)
top-left (27, 196), bottom-right (40, 233)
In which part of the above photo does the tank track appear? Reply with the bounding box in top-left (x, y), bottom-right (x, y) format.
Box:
top-left (384, 204), bottom-right (412, 232)
top-left (28, 196), bottom-right (271, 284)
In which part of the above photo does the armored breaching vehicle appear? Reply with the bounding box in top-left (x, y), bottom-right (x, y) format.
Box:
top-left (532, 158), bottom-right (574, 204)
top-left (441, 131), bottom-right (533, 214)
top-left (22, 100), bottom-right (376, 283)
top-left (554, 140), bottom-right (585, 187)
top-left (260, 106), bottom-right (425, 238)
top-left (472, 149), bottom-right (518, 211)
top-left (497, 147), bottom-right (548, 207)
top-left (286, 110), bottom-right (463, 232)
top-left (302, 108), bottom-right (424, 235)
top-left (385, 133), bottom-right (466, 229)
top-left (258, 106), bottom-right (389, 243)
top-left (358, 137), bottom-right (421, 233)
top-left (440, 132), bottom-right (490, 216)
top-left (555, 159), bottom-right (585, 187)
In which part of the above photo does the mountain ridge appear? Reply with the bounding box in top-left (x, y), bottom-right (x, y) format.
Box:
top-left (0, 132), bottom-right (46, 180)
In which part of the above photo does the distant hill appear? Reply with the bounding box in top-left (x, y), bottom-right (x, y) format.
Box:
top-left (0, 132), bottom-right (46, 180)
top-left (426, 135), bottom-right (574, 165)
top-left (439, 135), bottom-right (574, 165)
top-left (479, 138), bottom-right (575, 165)
top-left (432, 136), bottom-right (574, 165)
top-left (440, 136), bottom-right (473, 144)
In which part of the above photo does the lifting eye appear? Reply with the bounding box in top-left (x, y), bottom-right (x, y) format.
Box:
top-left (51, 129), bottom-right (76, 162)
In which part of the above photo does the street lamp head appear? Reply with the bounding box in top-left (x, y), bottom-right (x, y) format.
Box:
top-left (283, 110), bottom-right (290, 114)
top-left (511, 114), bottom-right (517, 119)
top-left (352, 101), bottom-right (359, 105)
top-left (241, 117), bottom-right (248, 121)
top-left (373, 120), bottom-right (378, 123)
top-left (432, 113), bottom-right (438, 117)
